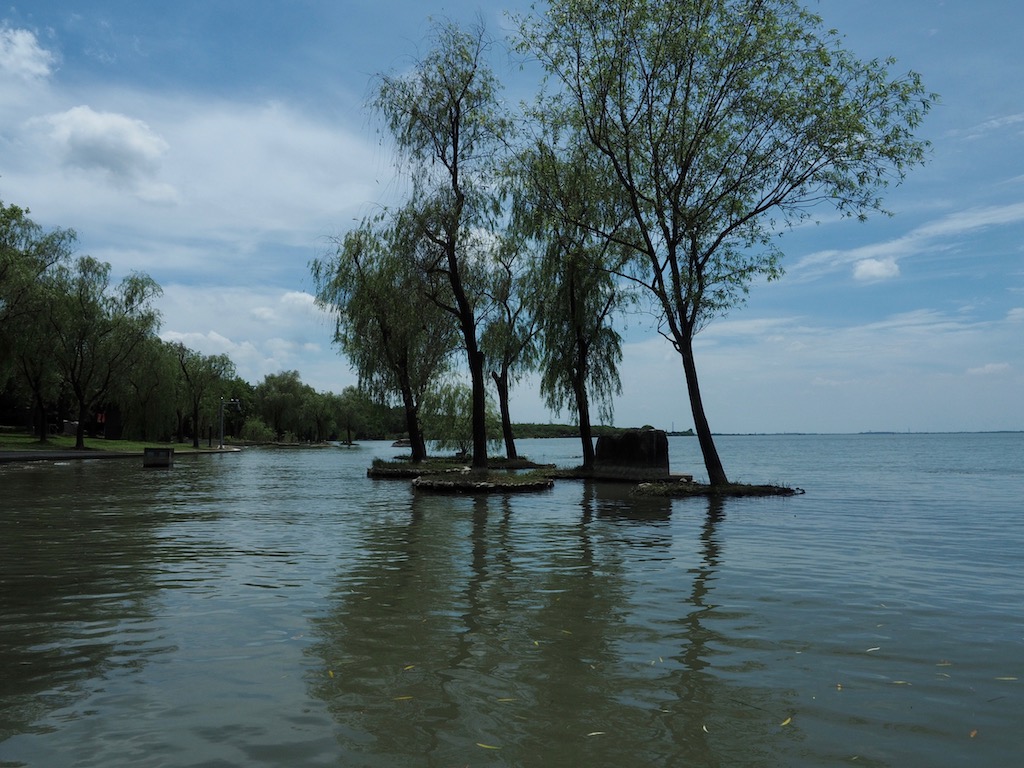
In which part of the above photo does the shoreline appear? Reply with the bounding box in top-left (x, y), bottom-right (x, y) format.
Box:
top-left (0, 446), bottom-right (242, 464)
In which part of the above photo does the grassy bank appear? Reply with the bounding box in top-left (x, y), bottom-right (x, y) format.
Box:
top-left (0, 433), bottom-right (222, 454)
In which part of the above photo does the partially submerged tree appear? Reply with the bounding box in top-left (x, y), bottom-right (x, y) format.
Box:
top-left (517, 0), bottom-right (933, 485)
top-left (373, 20), bottom-right (511, 469)
top-left (312, 219), bottom-right (458, 462)
top-left (421, 380), bottom-right (501, 458)
top-left (515, 141), bottom-right (630, 470)
top-left (480, 233), bottom-right (539, 461)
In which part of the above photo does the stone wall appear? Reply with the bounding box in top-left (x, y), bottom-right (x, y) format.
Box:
top-left (594, 428), bottom-right (670, 478)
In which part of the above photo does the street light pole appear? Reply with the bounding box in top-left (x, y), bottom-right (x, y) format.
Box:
top-left (219, 397), bottom-right (240, 449)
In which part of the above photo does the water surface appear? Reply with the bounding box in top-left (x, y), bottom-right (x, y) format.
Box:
top-left (1, 434), bottom-right (1021, 766)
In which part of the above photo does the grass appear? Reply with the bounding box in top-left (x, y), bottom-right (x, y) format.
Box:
top-left (0, 432), bottom-right (223, 454)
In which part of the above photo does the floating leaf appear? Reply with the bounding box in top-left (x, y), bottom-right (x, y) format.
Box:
top-left (328, 670), bottom-right (334, 679)
top-left (497, 698), bottom-right (517, 703)
top-left (780, 716), bottom-right (792, 727)
top-left (969, 729), bottom-right (979, 739)
top-left (476, 743), bottom-right (501, 750)
top-left (403, 665), bottom-right (415, 671)
top-left (393, 696), bottom-right (414, 701)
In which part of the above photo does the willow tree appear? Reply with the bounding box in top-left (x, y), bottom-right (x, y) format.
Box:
top-left (373, 21), bottom-right (511, 470)
top-left (516, 142), bottom-right (629, 470)
top-left (174, 343), bottom-right (235, 448)
top-left (311, 219), bottom-right (458, 462)
top-left (479, 233), bottom-right (539, 462)
top-left (0, 202), bottom-right (75, 384)
top-left (49, 256), bottom-right (162, 449)
top-left (517, 0), bottom-right (933, 485)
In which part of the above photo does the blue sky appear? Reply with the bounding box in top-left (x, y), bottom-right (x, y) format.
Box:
top-left (2, 1), bottom-right (1022, 433)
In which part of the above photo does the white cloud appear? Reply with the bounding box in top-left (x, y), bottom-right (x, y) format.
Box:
top-left (794, 202), bottom-right (1024, 282)
top-left (914, 201), bottom-right (1024, 239)
top-left (853, 258), bottom-right (900, 282)
top-left (156, 284), bottom-right (347, 392)
top-left (39, 105), bottom-right (177, 202)
top-left (949, 113), bottom-right (1024, 141)
top-left (967, 363), bottom-right (1011, 376)
top-left (607, 304), bottom-right (1024, 434)
top-left (0, 26), bottom-right (55, 80)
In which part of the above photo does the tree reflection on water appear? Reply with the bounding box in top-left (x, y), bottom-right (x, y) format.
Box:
top-left (306, 484), bottom-right (796, 766)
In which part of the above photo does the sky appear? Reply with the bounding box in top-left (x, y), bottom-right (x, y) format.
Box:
top-left (1, 1), bottom-right (1022, 434)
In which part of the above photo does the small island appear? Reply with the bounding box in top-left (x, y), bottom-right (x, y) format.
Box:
top-left (368, 427), bottom-right (799, 498)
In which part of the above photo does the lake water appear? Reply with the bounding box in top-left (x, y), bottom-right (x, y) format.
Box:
top-left (1, 433), bottom-right (1021, 767)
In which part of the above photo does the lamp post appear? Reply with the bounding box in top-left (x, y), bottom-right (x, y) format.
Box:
top-left (219, 397), bottom-right (240, 449)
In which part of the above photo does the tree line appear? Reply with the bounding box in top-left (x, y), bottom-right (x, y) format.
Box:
top-left (310, 0), bottom-right (933, 483)
top-left (0, 206), bottom-right (405, 448)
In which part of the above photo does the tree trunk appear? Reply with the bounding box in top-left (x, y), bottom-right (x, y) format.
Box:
top-left (33, 387), bottom-right (49, 442)
top-left (679, 335), bottom-right (729, 486)
top-left (75, 401), bottom-right (88, 449)
top-left (445, 228), bottom-right (488, 470)
top-left (400, 384), bottom-right (427, 463)
top-left (467, 343), bottom-right (488, 470)
top-left (491, 368), bottom-right (518, 461)
top-left (574, 376), bottom-right (596, 471)
top-left (191, 403), bottom-right (201, 448)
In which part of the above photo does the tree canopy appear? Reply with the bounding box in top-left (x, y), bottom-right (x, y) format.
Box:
top-left (515, 0), bottom-right (933, 484)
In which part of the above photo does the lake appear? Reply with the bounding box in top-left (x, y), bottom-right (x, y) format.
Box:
top-left (1, 433), bottom-right (1021, 767)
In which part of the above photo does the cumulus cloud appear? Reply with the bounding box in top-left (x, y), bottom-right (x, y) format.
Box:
top-left (40, 105), bottom-right (178, 202)
top-left (853, 258), bottom-right (900, 282)
top-left (248, 291), bottom-right (330, 325)
top-left (0, 26), bottom-right (55, 80)
top-left (155, 284), bottom-right (345, 390)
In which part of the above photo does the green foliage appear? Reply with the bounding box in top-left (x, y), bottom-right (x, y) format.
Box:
top-left (515, 143), bottom-right (628, 431)
top-left (241, 416), bottom-right (276, 443)
top-left (0, 202), bottom-right (76, 424)
top-left (0, 201), bottom-right (76, 341)
top-left (253, 370), bottom-right (314, 441)
top-left (312, 218), bottom-right (457, 411)
top-left (48, 255), bottom-right (162, 448)
top-left (116, 337), bottom-right (179, 441)
top-left (421, 381), bottom-right (502, 455)
top-left (174, 343), bottom-right (236, 448)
